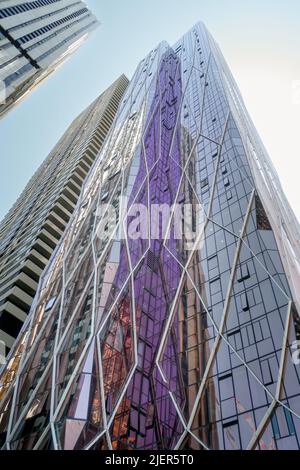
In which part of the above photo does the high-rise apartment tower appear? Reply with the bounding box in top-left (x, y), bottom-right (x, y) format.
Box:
top-left (0, 0), bottom-right (99, 118)
top-left (0, 23), bottom-right (299, 451)
top-left (0, 74), bottom-right (129, 355)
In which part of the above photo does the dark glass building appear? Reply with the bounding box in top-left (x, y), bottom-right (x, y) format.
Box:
top-left (0, 22), bottom-right (300, 451)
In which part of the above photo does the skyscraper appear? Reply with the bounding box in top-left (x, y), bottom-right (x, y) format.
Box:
top-left (0, 74), bottom-right (129, 356)
top-left (0, 22), bottom-right (300, 451)
top-left (0, 0), bottom-right (99, 118)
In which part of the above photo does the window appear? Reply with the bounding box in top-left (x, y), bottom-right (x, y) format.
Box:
top-left (210, 277), bottom-right (222, 296)
top-left (271, 408), bottom-right (296, 439)
top-left (4, 63), bottom-right (34, 87)
top-left (208, 255), bottom-right (219, 279)
top-left (208, 255), bottom-right (218, 271)
top-left (222, 166), bottom-right (228, 175)
top-left (237, 263), bottom-right (250, 282)
top-left (223, 420), bottom-right (240, 449)
top-left (227, 190), bottom-right (233, 201)
top-left (101, 192), bottom-right (109, 202)
top-left (260, 355), bottom-right (277, 386)
top-left (45, 297), bottom-right (56, 312)
top-left (29, 19), bottom-right (98, 64)
top-left (261, 358), bottom-right (273, 386)
top-left (201, 178), bottom-right (208, 189)
top-left (0, 0), bottom-right (62, 19)
top-left (219, 373), bottom-right (234, 400)
top-left (228, 329), bottom-right (242, 351)
top-left (239, 292), bottom-right (249, 312)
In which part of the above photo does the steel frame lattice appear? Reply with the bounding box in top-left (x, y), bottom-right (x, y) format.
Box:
top-left (1, 22), bottom-right (300, 451)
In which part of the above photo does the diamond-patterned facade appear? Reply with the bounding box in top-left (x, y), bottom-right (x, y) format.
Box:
top-left (0, 22), bottom-right (300, 450)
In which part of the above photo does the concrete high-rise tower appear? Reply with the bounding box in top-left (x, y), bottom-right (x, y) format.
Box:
top-left (0, 0), bottom-right (99, 118)
top-left (0, 23), bottom-right (299, 451)
top-left (0, 74), bottom-right (129, 355)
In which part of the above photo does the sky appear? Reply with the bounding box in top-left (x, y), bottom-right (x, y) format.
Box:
top-left (0, 0), bottom-right (299, 222)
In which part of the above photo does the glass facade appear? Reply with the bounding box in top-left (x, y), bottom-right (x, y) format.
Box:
top-left (0, 22), bottom-right (300, 450)
top-left (0, 0), bottom-right (99, 118)
top-left (0, 75), bottom-right (129, 354)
